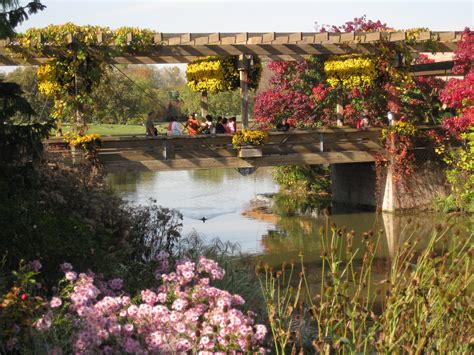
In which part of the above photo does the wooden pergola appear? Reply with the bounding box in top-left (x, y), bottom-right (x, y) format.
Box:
top-left (0, 30), bottom-right (462, 65)
top-left (0, 30), bottom-right (462, 127)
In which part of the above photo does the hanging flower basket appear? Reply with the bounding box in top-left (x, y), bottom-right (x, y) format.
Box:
top-left (232, 130), bottom-right (268, 158)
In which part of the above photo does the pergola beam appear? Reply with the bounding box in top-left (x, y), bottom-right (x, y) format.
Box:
top-left (0, 30), bottom-right (462, 66)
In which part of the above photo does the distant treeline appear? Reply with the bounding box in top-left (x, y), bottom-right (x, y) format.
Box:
top-left (2, 64), bottom-right (257, 124)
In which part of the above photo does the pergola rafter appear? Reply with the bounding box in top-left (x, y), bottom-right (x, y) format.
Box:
top-left (0, 30), bottom-right (462, 66)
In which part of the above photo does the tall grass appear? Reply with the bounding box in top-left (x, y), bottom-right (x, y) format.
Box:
top-left (257, 218), bottom-right (473, 353)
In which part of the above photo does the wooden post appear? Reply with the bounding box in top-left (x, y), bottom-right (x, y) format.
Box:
top-left (336, 95), bottom-right (343, 127)
top-left (200, 91), bottom-right (208, 117)
top-left (239, 55), bottom-right (249, 129)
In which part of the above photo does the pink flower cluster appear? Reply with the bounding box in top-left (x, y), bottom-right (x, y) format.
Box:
top-left (39, 257), bottom-right (267, 354)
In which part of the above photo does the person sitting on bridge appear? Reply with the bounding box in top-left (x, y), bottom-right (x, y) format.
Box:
top-left (167, 116), bottom-right (182, 136)
top-left (185, 113), bottom-right (201, 135)
top-left (227, 117), bottom-right (237, 134)
top-left (215, 116), bottom-right (227, 134)
top-left (360, 110), bottom-right (370, 130)
top-left (146, 111), bottom-right (158, 137)
top-left (276, 119), bottom-right (290, 131)
top-left (202, 115), bottom-right (215, 134)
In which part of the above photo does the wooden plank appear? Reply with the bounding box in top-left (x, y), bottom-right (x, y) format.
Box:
top-left (180, 33), bottom-right (192, 44)
top-left (153, 33), bottom-right (163, 43)
top-left (248, 36), bottom-right (263, 44)
top-left (194, 36), bottom-right (209, 45)
top-left (167, 36), bottom-right (182, 45)
top-left (273, 35), bottom-right (289, 44)
top-left (417, 31), bottom-right (431, 41)
top-left (126, 33), bottom-right (133, 44)
top-left (262, 32), bottom-right (275, 43)
top-left (365, 32), bottom-right (381, 42)
top-left (97, 32), bottom-right (104, 43)
top-left (208, 33), bottom-right (220, 43)
top-left (299, 35), bottom-right (315, 44)
top-left (221, 36), bottom-right (236, 44)
top-left (314, 33), bottom-right (329, 42)
top-left (389, 31), bottom-right (406, 42)
top-left (235, 32), bottom-right (248, 43)
top-left (438, 31), bottom-right (455, 41)
top-left (340, 32), bottom-right (355, 42)
top-left (289, 32), bottom-right (302, 42)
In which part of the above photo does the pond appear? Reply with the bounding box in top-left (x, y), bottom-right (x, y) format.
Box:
top-left (106, 167), bottom-right (470, 270)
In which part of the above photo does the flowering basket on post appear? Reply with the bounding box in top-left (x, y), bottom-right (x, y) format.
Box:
top-left (65, 133), bottom-right (102, 165)
top-left (232, 130), bottom-right (268, 158)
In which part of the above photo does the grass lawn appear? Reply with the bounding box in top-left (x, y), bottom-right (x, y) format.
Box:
top-left (62, 123), bottom-right (161, 136)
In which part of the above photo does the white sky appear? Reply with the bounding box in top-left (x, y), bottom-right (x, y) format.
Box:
top-left (2, 0), bottom-right (472, 73)
top-left (17, 0), bottom-right (473, 32)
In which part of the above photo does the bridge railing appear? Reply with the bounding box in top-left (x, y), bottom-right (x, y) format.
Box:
top-left (43, 126), bottom-right (438, 171)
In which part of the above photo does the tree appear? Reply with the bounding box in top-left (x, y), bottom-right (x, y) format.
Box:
top-left (5, 67), bottom-right (52, 118)
top-left (0, 0), bottom-right (49, 170)
top-left (0, 0), bottom-right (45, 39)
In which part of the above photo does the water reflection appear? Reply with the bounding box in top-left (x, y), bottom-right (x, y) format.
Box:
top-left (106, 168), bottom-right (471, 264)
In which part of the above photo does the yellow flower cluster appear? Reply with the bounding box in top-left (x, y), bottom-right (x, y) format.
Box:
top-left (186, 57), bottom-right (238, 93)
top-left (15, 23), bottom-right (155, 54)
top-left (382, 121), bottom-right (417, 139)
top-left (405, 27), bottom-right (430, 44)
top-left (113, 27), bottom-right (155, 52)
top-left (324, 55), bottom-right (377, 89)
top-left (67, 133), bottom-right (102, 150)
top-left (232, 130), bottom-right (268, 148)
top-left (37, 63), bottom-right (61, 97)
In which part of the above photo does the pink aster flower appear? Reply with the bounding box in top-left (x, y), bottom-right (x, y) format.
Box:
top-left (50, 297), bottom-right (62, 308)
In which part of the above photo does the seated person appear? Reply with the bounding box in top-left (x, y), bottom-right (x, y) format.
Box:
top-left (167, 116), bottom-right (182, 136)
top-left (145, 111), bottom-right (157, 136)
top-left (227, 117), bottom-right (237, 134)
top-left (202, 115), bottom-right (214, 134)
top-left (215, 116), bottom-right (227, 134)
top-left (276, 119), bottom-right (290, 131)
top-left (185, 113), bottom-right (201, 135)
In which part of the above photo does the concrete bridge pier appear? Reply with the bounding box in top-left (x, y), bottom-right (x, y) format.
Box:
top-left (330, 160), bottom-right (448, 212)
top-left (330, 163), bottom-right (376, 210)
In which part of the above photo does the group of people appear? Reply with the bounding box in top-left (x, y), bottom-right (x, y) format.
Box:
top-left (145, 111), bottom-right (238, 137)
top-left (185, 113), bottom-right (237, 136)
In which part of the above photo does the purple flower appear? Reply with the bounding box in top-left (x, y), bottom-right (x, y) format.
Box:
top-left (29, 260), bottom-right (42, 272)
top-left (65, 271), bottom-right (77, 281)
top-left (108, 278), bottom-right (123, 290)
top-left (60, 262), bottom-right (73, 272)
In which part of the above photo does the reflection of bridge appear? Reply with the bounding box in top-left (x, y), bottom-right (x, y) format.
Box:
top-left (44, 126), bottom-right (446, 212)
top-left (46, 128), bottom-right (382, 172)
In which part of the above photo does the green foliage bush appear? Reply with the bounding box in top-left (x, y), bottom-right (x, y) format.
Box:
top-left (272, 165), bottom-right (330, 195)
top-left (0, 161), bottom-right (184, 292)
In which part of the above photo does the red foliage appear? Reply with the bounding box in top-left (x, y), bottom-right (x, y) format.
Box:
top-left (439, 28), bottom-right (474, 138)
top-left (452, 28), bottom-right (474, 75)
top-left (318, 15), bottom-right (391, 33)
top-left (440, 71), bottom-right (474, 110)
top-left (442, 108), bottom-right (474, 138)
top-left (253, 89), bottom-right (314, 125)
top-left (312, 83), bottom-right (332, 101)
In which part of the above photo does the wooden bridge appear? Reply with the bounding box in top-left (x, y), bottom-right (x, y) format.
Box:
top-left (46, 128), bottom-right (386, 172)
